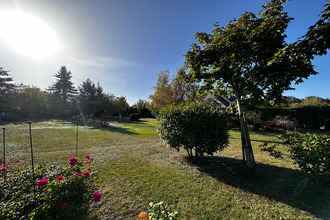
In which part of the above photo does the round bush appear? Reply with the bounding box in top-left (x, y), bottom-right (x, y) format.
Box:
top-left (158, 102), bottom-right (229, 159)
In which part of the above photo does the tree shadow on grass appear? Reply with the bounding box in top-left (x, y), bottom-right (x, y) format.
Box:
top-left (230, 137), bottom-right (283, 144)
top-left (89, 124), bottom-right (137, 135)
top-left (0, 118), bottom-right (138, 135)
top-left (192, 156), bottom-right (330, 219)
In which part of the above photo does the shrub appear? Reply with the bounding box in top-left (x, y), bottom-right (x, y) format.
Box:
top-left (280, 131), bottom-right (330, 183)
top-left (325, 119), bottom-right (330, 131)
top-left (130, 113), bottom-right (141, 121)
top-left (148, 202), bottom-right (180, 220)
top-left (263, 115), bottom-right (297, 131)
top-left (227, 116), bottom-right (239, 129)
top-left (139, 202), bottom-right (180, 220)
top-left (0, 155), bottom-right (101, 219)
top-left (158, 102), bottom-right (229, 159)
top-left (245, 111), bottom-right (263, 130)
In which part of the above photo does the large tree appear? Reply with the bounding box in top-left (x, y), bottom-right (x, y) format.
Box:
top-left (16, 85), bottom-right (49, 118)
top-left (78, 78), bottom-right (114, 116)
top-left (149, 70), bottom-right (174, 115)
top-left (78, 78), bottom-right (98, 115)
top-left (149, 69), bottom-right (200, 115)
top-left (0, 67), bottom-right (15, 113)
top-left (48, 66), bottom-right (77, 117)
top-left (184, 0), bottom-right (321, 167)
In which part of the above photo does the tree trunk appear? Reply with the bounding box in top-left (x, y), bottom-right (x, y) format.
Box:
top-left (236, 98), bottom-right (255, 167)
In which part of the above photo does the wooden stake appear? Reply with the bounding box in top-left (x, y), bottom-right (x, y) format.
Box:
top-left (28, 122), bottom-right (36, 198)
top-left (76, 117), bottom-right (78, 158)
top-left (2, 128), bottom-right (5, 168)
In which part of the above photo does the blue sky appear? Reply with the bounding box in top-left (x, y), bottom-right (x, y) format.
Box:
top-left (0, 0), bottom-right (329, 105)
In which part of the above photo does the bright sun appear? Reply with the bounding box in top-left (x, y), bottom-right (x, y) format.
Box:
top-left (0, 11), bottom-right (60, 59)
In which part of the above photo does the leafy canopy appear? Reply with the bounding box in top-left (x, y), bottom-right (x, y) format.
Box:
top-left (185, 0), bottom-right (316, 104)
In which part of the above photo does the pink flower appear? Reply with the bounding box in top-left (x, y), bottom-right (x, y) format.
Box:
top-left (37, 178), bottom-right (49, 187)
top-left (82, 171), bottom-right (90, 178)
top-left (68, 157), bottom-right (77, 166)
top-left (86, 161), bottom-right (91, 164)
top-left (92, 192), bottom-right (102, 202)
top-left (93, 183), bottom-right (98, 187)
top-left (72, 172), bottom-right (79, 178)
top-left (56, 175), bottom-right (64, 181)
top-left (87, 167), bottom-right (92, 171)
top-left (90, 157), bottom-right (94, 161)
top-left (0, 167), bottom-right (8, 172)
top-left (61, 203), bottom-right (67, 210)
top-left (84, 154), bottom-right (91, 160)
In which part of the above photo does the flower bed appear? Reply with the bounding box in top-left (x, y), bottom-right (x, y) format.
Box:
top-left (0, 155), bottom-right (102, 219)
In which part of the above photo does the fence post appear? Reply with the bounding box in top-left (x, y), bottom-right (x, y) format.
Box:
top-left (28, 121), bottom-right (36, 198)
top-left (2, 128), bottom-right (5, 168)
top-left (76, 117), bottom-right (79, 158)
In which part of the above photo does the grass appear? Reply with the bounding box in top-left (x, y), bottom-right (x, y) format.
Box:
top-left (1, 118), bottom-right (329, 219)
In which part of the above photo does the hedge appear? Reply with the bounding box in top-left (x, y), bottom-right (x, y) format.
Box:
top-left (259, 106), bottom-right (330, 130)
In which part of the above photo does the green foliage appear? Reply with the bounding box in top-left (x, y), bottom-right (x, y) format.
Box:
top-left (301, 96), bottom-right (329, 106)
top-left (158, 102), bottom-right (229, 159)
top-left (48, 66), bottom-right (78, 117)
top-left (116, 96), bottom-right (130, 116)
top-left (0, 156), bottom-right (101, 219)
top-left (184, 0), bottom-right (320, 167)
top-left (16, 85), bottom-right (50, 118)
top-left (78, 78), bottom-right (118, 117)
top-left (148, 202), bottom-right (180, 220)
top-left (281, 131), bottom-right (330, 183)
top-left (184, 0), bottom-right (315, 102)
top-left (0, 67), bottom-right (15, 113)
top-left (149, 69), bottom-right (200, 116)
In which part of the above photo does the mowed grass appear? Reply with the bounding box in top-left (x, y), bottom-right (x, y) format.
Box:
top-left (1, 118), bottom-right (329, 219)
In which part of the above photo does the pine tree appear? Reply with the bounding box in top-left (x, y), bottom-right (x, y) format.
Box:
top-left (49, 66), bottom-right (77, 117)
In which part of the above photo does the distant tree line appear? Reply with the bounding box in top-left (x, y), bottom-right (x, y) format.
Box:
top-left (281, 96), bottom-right (330, 108)
top-left (0, 66), bottom-right (136, 119)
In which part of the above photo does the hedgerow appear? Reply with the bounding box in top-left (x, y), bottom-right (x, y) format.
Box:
top-left (0, 155), bottom-right (101, 219)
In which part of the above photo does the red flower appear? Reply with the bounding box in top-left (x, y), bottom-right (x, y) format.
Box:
top-left (86, 161), bottom-right (91, 164)
top-left (82, 171), bottom-right (90, 178)
top-left (56, 175), bottom-right (64, 181)
top-left (61, 203), bottom-right (67, 210)
top-left (90, 157), bottom-right (94, 161)
top-left (84, 154), bottom-right (91, 160)
top-left (92, 192), bottom-right (102, 202)
top-left (73, 172), bottom-right (79, 178)
top-left (37, 178), bottom-right (49, 187)
top-left (68, 157), bottom-right (77, 166)
top-left (0, 167), bottom-right (8, 172)
top-left (87, 167), bottom-right (92, 171)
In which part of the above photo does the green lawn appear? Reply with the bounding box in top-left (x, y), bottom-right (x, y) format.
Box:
top-left (1, 118), bottom-right (329, 219)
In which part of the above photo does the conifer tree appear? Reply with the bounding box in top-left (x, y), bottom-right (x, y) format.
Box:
top-left (49, 66), bottom-right (77, 117)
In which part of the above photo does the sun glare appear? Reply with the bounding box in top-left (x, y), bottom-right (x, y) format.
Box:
top-left (0, 11), bottom-right (60, 59)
